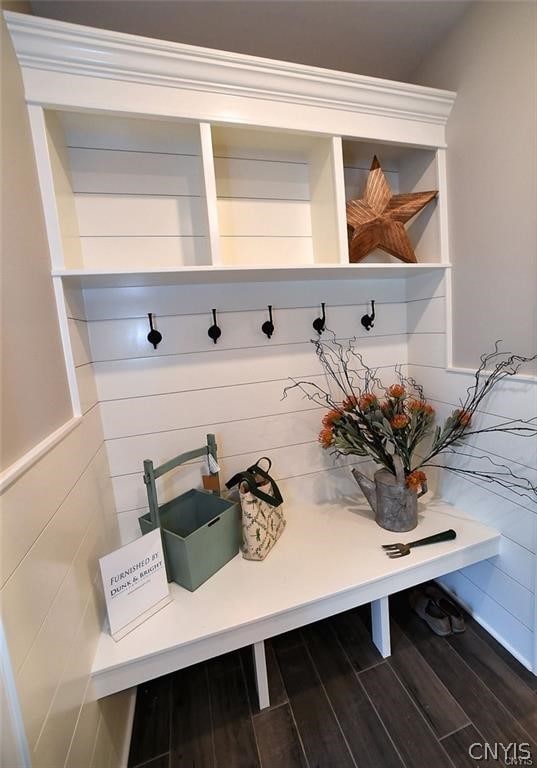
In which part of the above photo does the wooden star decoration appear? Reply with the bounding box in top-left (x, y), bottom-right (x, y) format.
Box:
top-left (346, 156), bottom-right (438, 263)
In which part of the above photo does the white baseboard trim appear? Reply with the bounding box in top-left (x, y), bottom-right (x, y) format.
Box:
top-left (435, 579), bottom-right (535, 674)
top-left (119, 688), bottom-right (137, 768)
top-left (0, 416), bottom-right (81, 493)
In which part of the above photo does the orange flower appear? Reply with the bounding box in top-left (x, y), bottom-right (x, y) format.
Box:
top-left (318, 427), bottom-right (334, 448)
top-left (454, 409), bottom-right (472, 427)
top-left (322, 409), bottom-right (341, 427)
top-left (406, 470), bottom-right (427, 491)
top-left (358, 393), bottom-right (378, 411)
top-left (408, 399), bottom-right (435, 415)
top-left (342, 394), bottom-right (359, 411)
top-left (391, 414), bottom-right (409, 429)
top-left (388, 384), bottom-right (405, 398)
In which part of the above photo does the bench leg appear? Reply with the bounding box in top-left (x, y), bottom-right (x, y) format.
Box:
top-left (371, 596), bottom-right (391, 657)
top-left (253, 641), bottom-right (270, 710)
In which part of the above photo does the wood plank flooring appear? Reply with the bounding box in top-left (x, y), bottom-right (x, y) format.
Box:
top-left (128, 586), bottom-right (537, 768)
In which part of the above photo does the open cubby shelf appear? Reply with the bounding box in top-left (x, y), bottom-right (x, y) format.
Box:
top-left (44, 111), bottom-right (448, 282)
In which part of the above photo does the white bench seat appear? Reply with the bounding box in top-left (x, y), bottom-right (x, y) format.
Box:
top-left (91, 498), bottom-right (499, 707)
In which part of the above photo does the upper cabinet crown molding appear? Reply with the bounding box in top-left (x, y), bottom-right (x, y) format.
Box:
top-left (5, 10), bottom-right (454, 281)
top-left (5, 11), bottom-right (455, 131)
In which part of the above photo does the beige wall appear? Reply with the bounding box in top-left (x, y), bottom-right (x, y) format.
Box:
top-left (1, 0), bottom-right (71, 471)
top-left (410, 0), bottom-right (537, 669)
top-left (412, 0), bottom-right (537, 373)
top-left (1, 9), bottom-right (132, 765)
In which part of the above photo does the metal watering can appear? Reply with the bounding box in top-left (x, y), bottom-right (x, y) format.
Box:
top-left (351, 455), bottom-right (427, 532)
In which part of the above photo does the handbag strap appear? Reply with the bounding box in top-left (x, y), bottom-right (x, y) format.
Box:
top-left (246, 464), bottom-right (283, 507)
top-left (247, 456), bottom-right (272, 474)
top-left (225, 467), bottom-right (283, 507)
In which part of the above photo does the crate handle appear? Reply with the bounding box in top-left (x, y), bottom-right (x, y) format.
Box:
top-left (207, 516), bottom-right (221, 527)
top-left (143, 434), bottom-right (218, 528)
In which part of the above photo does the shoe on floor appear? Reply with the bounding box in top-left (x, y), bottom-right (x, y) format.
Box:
top-left (424, 584), bottom-right (466, 633)
top-left (409, 590), bottom-right (452, 636)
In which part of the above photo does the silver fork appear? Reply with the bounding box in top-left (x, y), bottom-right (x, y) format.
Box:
top-left (382, 529), bottom-right (456, 558)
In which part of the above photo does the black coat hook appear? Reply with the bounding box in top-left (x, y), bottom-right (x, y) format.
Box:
top-left (361, 300), bottom-right (376, 332)
top-left (262, 305), bottom-right (274, 339)
top-left (313, 302), bottom-right (326, 335)
top-left (147, 313), bottom-right (162, 349)
top-left (208, 309), bottom-right (221, 344)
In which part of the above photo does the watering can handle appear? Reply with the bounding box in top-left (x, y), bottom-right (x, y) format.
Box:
top-left (417, 478), bottom-right (428, 498)
top-left (393, 454), bottom-right (406, 486)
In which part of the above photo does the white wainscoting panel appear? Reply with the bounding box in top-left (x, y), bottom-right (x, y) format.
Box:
top-left (0, 408), bottom-right (129, 768)
top-left (409, 276), bottom-right (537, 671)
top-left (439, 569), bottom-right (534, 668)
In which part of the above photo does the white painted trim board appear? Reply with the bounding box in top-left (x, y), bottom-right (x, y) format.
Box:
top-left (0, 417), bottom-right (81, 494)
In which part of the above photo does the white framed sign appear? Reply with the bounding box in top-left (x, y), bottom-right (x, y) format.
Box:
top-left (99, 529), bottom-right (171, 641)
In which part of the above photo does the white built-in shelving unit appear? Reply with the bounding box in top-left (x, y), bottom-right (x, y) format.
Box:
top-left (6, 8), bottom-right (455, 412)
top-left (6, 11), bottom-right (454, 292)
top-left (33, 108), bottom-right (449, 286)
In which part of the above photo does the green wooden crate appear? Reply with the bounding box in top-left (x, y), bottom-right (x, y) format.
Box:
top-left (139, 488), bottom-right (240, 591)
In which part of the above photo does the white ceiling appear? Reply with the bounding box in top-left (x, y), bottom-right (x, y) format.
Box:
top-left (29, 0), bottom-right (471, 82)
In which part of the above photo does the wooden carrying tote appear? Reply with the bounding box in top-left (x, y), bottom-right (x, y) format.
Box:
top-left (140, 435), bottom-right (241, 590)
top-left (226, 457), bottom-right (285, 561)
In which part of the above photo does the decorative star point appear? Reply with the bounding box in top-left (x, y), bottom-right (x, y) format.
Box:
top-left (346, 155), bottom-right (437, 264)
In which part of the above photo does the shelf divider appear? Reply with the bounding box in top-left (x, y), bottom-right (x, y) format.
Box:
top-left (331, 136), bottom-right (350, 265)
top-left (199, 122), bottom-right (222, 267)
top-left (310, 135), bottom-right (349, 266)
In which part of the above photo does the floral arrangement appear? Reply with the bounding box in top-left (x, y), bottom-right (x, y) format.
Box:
top-left (284, 335), bottom-right (537, 500)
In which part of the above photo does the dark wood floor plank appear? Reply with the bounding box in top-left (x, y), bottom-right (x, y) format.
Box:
top-left (359, 662), bottom-right (454, 768)
top-left (393, 606), bottom-right (537, 756)
top-left (389, 620), bottom-right (469, 738)
top-left (331, 609), bottom-right (383, 672)
top-left (447, 625), bottom-right (537, 739)
top-left (429, 582), bottom-right (537, 692)
top-left (170, 662), bottom-right (214, 767)
top-left (303, 621), bottom-right (404, 768)
top-left (208, 652), bottom-right (260, 768)
top-left (253, 704), bottom-right (308, 768)
top-left (240, 640), bottom-right (287, 715)
top-left (441, 724), bottom-right (507, 768)
top-left (275, 642), bottom-right (355, 768)
top-left (271, 628), bottom-right (304, 653)
top-left (467, 616), bottom-right (537, 691)
top-left (128, 674), bottom-right (171, 767)
top-left (137, 755), bottom-right (170, 768)
top-left (129, 591), bottom-right (537, 768)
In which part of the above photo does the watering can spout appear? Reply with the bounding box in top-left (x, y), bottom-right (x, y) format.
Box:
top-left (351, 468), bottom-right (377, 513)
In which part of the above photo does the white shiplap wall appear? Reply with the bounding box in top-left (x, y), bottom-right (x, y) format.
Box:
top-left (407, 272), bottom-right (537, 669)
top-left (83, 278), bottom-right (411, 545)
top-left (0, 393), bottom-right (132, 768)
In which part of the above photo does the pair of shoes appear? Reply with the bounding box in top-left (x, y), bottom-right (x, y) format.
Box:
top-left (409, 590), bottom-right (452, 636)
top-left (409, 585), bottom-right (466, 636)
top-left (424, 584), bottom-right (465, 633)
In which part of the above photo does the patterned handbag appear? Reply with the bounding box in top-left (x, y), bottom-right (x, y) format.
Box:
top-left (225, 457), bottom-right (285, 561)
